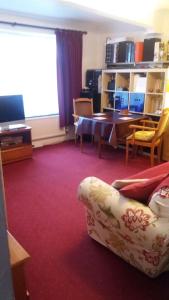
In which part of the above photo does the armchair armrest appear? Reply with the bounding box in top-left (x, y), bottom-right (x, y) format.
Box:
top-left (140, 119), bottom-right (159, 126)
top-left (78, 177), bottom-right (156, 224)
top-left (78, 176), bottom-right (120, 215)
top-left (129, 124), bottom-right (158, 131)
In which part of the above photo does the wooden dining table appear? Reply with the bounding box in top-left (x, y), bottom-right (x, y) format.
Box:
top-left (76, 111), bottom-right (147, 151)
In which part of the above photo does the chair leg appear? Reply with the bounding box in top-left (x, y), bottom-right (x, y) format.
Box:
top-left (80, 135), bottom-right (83, 152)
top-left (132, 145), bottom-right (138, 158)
top-left (91, 135), bottom-right (94, 144)
top-left (74, 125), bottom-right (78, 144)
top-left (150, 147), bottom-right (155, 167)
top-left (139, 146), bottom-right (143, 156)
top-left (126, 142), bottom-right (129, 165)
top-left (157, 143), bottom-right (162, 163)
top-left (98, 137), bottom-right (102, 158)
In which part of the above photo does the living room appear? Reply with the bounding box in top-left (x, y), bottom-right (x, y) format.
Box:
top-left (1, 1), bottom-right (169, 300)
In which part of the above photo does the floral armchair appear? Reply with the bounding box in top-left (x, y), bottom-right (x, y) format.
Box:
top-left (78, 176), bottom-right (169, 278)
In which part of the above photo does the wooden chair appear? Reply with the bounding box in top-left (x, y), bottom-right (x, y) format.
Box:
top-left (126, 108), bottom-right (169, 166)
top-left (72, 98), bottom-right (93, 149)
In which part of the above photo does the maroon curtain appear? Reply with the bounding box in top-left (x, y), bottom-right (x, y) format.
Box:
top-left (55, 29), bottom-right (83, 127)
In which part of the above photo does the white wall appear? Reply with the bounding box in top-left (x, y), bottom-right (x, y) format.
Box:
top-left (82, 32), bottom-right (107, 86)
top-left (26, 115), bottom-right (66, 147)
top-left (153, 9), bottom-right (169, 40)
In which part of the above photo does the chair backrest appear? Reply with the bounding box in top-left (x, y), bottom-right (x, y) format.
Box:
top-left (73, 98), bottom-right (93, 116)
top-left (153, 108), bottom-right (169, 141)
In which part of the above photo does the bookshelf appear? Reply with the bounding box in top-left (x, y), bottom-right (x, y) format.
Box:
top-left (101, 68), bottom-right (169, 116)
top-left (101, 67), bottom-right (169, 161)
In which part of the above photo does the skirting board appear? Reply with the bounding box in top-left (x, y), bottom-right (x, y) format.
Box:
top-left (32, 134), bottom-right (66, 148)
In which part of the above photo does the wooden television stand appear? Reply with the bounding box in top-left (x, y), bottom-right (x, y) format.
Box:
top-left (0, 125), bottom-right (32, 164)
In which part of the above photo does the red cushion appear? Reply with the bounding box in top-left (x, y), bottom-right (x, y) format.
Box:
top-left (120, 173), bottom-right (168, 203)
top-left (128, 162), bottom-right (169, 180)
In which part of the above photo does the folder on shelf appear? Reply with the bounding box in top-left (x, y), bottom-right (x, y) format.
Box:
top-left (115, 92), bottom-right (129, 110)
top-left (8, 124), bottom-right (26, 130)
top-left (130, 93), bottom-right (145, 112)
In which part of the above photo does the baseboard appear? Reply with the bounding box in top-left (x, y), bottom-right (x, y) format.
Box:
top-left (32, 134), bottom-right (66, 148)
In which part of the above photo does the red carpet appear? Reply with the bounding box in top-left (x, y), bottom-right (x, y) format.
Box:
top-left (3, 141), bottom-right (169, 300)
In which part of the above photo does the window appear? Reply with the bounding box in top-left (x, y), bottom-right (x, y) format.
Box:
top-left (0, 28), bottom-right (58, 118)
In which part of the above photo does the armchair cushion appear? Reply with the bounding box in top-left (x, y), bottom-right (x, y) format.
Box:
top-left (120, 173), bottom-right (168, 203)
top-left (127, 130), bottom-right (155, 141)
top-left (129, 161), bottom-right (169, 179)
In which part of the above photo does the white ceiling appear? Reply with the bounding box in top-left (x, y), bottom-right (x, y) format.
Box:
top-left (0, 0), bottom-right (168, 32)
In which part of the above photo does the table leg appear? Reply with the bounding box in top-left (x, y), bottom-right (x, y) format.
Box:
top-left (98, 137), bottom-right (102, 158)
top-left (80, 135), bottom-right (83, 152)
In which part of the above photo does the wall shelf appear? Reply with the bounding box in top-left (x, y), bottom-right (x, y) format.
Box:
top-left (107, 61), bottom-right (169, 69)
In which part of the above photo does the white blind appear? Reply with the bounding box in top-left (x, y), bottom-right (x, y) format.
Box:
top-left (0, 28), bottom-right (58, 117)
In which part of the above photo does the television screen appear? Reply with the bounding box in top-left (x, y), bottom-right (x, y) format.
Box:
top-left (0, 95), bottom-right (25, 123)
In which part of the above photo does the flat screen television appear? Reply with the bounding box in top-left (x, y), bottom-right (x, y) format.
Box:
top-left (0, 95), bottom-right (25, 124)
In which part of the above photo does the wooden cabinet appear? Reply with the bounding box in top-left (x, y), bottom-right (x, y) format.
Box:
top-left (8, 232), bottom-right (30, 300)
top-left (101, 68), bottom-right (169, 116)
top-left (0, 125), bottom-right (32, 164)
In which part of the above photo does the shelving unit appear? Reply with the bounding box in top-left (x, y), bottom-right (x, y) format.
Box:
top-left (101, 67), bottom-right (169, 161)
top-left (101, 68), bottom-right (169, 116)
top-left (0, 125), bottom-right (32, 164)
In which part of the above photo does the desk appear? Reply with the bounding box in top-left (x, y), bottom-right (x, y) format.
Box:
top-left (77, 111), bottom-right (147, 155)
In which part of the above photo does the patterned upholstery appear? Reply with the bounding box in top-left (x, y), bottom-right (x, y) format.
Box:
top-left (78, 176), bottom-right (169, 278)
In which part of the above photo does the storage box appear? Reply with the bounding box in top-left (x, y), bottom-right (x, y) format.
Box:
top-left (115, 92), bottom-right (129, 110)
top-left (129, 93), bottom-right (145, 112)
top-left (133, 75), bottom-right (147, 92)
top-left (143, 38), bottom-right (161, 61)
top-left (135, 42), bottom-right (143, 62)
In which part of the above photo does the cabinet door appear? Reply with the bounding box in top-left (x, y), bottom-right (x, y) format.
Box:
top-left (0, 153), bottom-right (14, 299)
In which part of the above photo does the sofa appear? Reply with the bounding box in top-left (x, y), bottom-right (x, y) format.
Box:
top-left (78, 162), bottom-right (169, 278)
